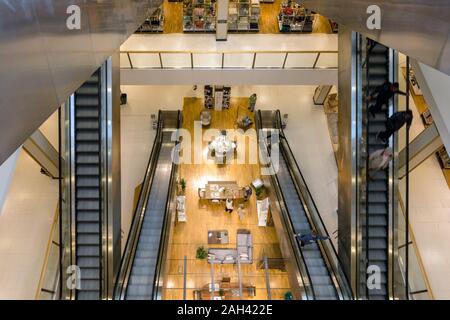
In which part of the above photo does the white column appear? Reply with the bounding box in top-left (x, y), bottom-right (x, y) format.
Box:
top-left (0, 148), bottom-right (21, 215)
top-left (216, 0), bottom-right (229, 41)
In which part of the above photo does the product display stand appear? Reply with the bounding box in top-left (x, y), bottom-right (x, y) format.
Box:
top-left (228, 0), bottom-right (260, 32)
top-left (136, 6), bottom-right (164, 33)
top-left (278, 1), bottom-right (314, 33)
top-left (204, 85), bottom-right (231, 109)
top-left (204, 85), bottom-right (214, 109)
top-left (183, 0), bottom-right (217, 32)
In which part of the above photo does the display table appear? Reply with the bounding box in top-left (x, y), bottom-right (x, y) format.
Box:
top-left (200, 181), bottom-right (245, 200)
top-left (209, 133), bottom-right (237, 163)
top-left (177, 196), bottom-right (186, 222)
top-left (194, 282), bottom-right (256, 300)
top-left (256, 197), bottom-right (269, 226)
top-left (208, 230), bottom-right (229, 244)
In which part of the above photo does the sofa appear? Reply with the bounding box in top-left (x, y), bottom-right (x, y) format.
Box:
top-left (207, 229), bottom-right (253, 264)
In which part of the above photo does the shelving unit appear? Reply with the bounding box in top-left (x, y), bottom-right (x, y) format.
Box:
top-left (228, 0), bottom-right (260, 32)
top-left (183, 0), bottom-right (217, 32)
top-left (136, 6), bottom-right (164, 33)
top-left (278, 1), bottom-right (314, 33)
top-left (204, 85), bottom-right (231, 109)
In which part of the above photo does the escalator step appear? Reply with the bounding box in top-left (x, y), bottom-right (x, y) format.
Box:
top-left (76, 108), bottom-right (99, 118)
top-left (309, 275), bottom-right (332, 286)
top-left (76, 199), bottom-right (100, 210)
top-left (77, 234), bottom-right (100, 245)
top-left (126, 284), bottom-right (153, 298)
top-left (76, 177), bottom-right (100, 188)
top-left (76, 165), bottom-right (100, 176)
top-left (368, 192), bottom-right (387, 203)
top-left (76, 131), bottom-right (99, 141)
top-left (76, 154), bottom-right (99, 164)
top-left (76, 142), bottom-right (100, 153)
top-left (77, 257), bottom-right (100, 268)
top-left (76, 97), bottom-right (99, 107)
top-left (80, 268), bottom-right (100, 280)
top-left (76, 120), bottom-right (99, 130)
top-left (77, 291), bottom-right (100, 300)
top-left (77, 187), bottom-right (100, 199)
top-left (80, 279), bottom-right (100, 291)
top-left (77, 245), bottom-right (100, 257)
top-left (77, 85), bottom-right (99, 96)
top-left (129, 275), bottom-right (155, 285)
top-left (78, 211), bottom-right (100, 222)
top-left (77, 221), bottom-right (100, 233)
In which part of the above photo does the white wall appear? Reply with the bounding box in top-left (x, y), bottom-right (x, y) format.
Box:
top-left (0, 148), bottom-right (21, 216)
top-left (411, 60), bottom-right (450, 154)
top-left (121, 69), bottom-right (338, 86)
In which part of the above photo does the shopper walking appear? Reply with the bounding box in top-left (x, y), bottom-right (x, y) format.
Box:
top-left (294, 231), bottom-right (330, 247)
top-left (368, 147), bottom-right (393, 177)
top-left (237, 204), bottom-right (245, 221)
top-left (377, 110), bottom-right (413, 144)
top-left (249, 93), bottom-right (257, 112)
top-left (368, 81), bottom-right (406, 117)
top-left (225, 198), bottom-right (234, 213)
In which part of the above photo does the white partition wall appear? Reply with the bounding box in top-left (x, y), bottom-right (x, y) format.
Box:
top-left (0, 148), bottom-right (20, 215)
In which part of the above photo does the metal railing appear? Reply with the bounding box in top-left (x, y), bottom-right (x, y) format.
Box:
top-left (396, 188), bottom-right (433, 299)
top-left (35, 205), bottom-right (60, 300)
top-left (120, 50), bottom-right (338, 70)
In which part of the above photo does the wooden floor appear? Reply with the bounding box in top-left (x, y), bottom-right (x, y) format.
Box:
top-left (163, 97), bottom-right (291, 300)
top-left (161, 0), bottom-right (332, 34)
top-left (163, 0), bottom-right (183, 33)
top-left (259, 0), bottom-right (282, 33)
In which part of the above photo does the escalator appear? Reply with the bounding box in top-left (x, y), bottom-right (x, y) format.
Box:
top-left (73, 70), bottom-right (103, 300)
top-left (256, 110), bottom-right (352, 300)
top-left (362, 42), bottom-right (391, 300)
top-left (114, 111), bottom-right (181, 300)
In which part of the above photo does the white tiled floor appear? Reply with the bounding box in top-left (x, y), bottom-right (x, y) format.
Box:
top-left (120, 85), bottom-right (338, 250)
top-left (0, 150), bottom-right (58, 299)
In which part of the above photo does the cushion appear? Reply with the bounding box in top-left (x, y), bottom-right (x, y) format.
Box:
top-left (225, 255), bottom-right (234, 261)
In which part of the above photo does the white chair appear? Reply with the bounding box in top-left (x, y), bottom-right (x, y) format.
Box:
top-left (198, 188), bottom-right (206, 199)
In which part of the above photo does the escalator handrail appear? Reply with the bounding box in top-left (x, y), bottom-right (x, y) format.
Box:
top-left (113, 110), bottom-right (165, 299)
top-left (256, 110), bottom-right (316, 300)
top-left (152, 110), bottom-right (181, 299)
top-left (274, 110), bottom-right (354, 299)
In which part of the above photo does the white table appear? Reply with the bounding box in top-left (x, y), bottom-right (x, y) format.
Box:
top-left (177, 196), bottom-right (186, 222)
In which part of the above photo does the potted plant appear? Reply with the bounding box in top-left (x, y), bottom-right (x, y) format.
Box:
top-left (284, 291), bottom-right (293, 300)
top-left (179, 178), bottom-right (186, 195)
top-left (255, 186), bottom-right (265, 200)
top-left (196, 246), bottom-right (208, 260)
top-left (219, 289), bottom-right (225, 298)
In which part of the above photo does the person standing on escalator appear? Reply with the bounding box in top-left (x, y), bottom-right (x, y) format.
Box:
top-left (294, 231), bottom-right (330, 247)
top-left (368, 81), bottom-right (406, 117)
top-left (377, 110), bottom-right (413, 144)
